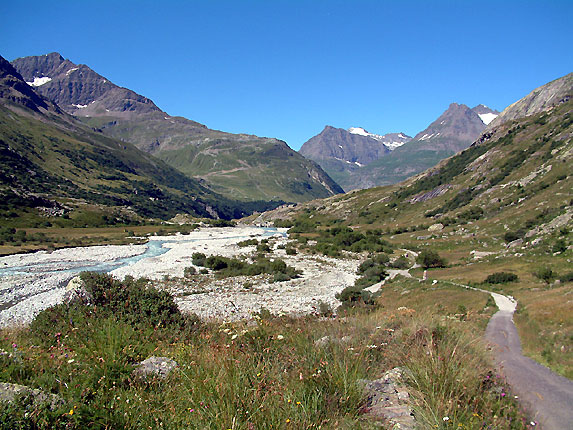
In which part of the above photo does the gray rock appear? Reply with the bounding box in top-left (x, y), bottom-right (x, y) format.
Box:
top-left (0, 382), bottom-right (64, 410)
top-left (359, 367), bottom-right (415, 429)
top-left (428, 223), bottom-right (444, 232)
top-left (62, 276), bottom-right (93, 305)
top-left (134, 356), bottom-right (178, 379)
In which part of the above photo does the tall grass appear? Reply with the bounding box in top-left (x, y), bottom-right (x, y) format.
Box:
top-left (0, 274), bottom-right (533, 429)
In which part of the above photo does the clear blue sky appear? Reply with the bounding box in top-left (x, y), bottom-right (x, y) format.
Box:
top-left (2, 0), bottom-right (572, 149)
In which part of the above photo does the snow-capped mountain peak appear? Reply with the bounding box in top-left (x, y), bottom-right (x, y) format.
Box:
top-left (348, 127), bottom-right (371, 136)
top-left (348, 127), bottom-right (410, 150)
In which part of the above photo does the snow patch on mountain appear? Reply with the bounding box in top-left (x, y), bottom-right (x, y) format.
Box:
top-left (348, 127), bottom-right (408, 150)
top-left (478, 112), bottom-right (498, 125)
top-left (348, 127), bottom-right (370, 136)
top-left (27, 76), bottom-right (52, 87)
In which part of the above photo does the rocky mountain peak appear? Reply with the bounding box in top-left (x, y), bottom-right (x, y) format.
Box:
top-left (0, 54), bottom-right (56, 113)
top-left (11, 54), bottom-right (161, 116)
top-left (413, 103), bottom-right (485, 141)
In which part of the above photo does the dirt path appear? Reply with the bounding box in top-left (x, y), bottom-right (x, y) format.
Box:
top-left (485, 297), bottom-right (573, 429)
top-left (408, 270), bottom-right (573, 429)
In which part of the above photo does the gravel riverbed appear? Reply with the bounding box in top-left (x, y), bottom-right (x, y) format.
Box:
top-left (0, 227), bottom-right (359, 326)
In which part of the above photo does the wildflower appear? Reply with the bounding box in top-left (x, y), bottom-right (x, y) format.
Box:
top-left (231, 334), bottom-right (238, 340)
top-left (276, 334), bottom-right (284, 340)
top-left (67, 359), bottom-right (75, 364)
top-left (68, 409), bottom-right (74, 416)
top-left (472, 413), bottom-right (480, 417)
top-left (188, 408), bottom-right (194, 412)
top-left (257, 372), bottom-right (261, 377)
top-left (286, 419), bottom-right (290, 423)
top-left (443, 416), bottom-right (450, 421)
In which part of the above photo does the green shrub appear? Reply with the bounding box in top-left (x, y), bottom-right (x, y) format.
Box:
top-left (534, 267), bottom-right (555, 283)
top-left (237, 238), bottom-right (258, 247)
top-left (416, 250), bottom-right (447, 269)
top-left (285, 247), bottom-right (297, 255)
top-left (560, 271), bottom-right (573, 283)
top-left (552, 239), bottom-right (567, 253)
top-left (79, 273), bottom-right (185, 329)
top-left (183, 266), bottom-right (196, 278)
top-left (205, 256), bottom-right (229, 271)
top-left (336, 285), bottom-right (374, 305)
top-left (192, 252), bottom-right (207, 266)
top-left (503, 229), bottom-right (526, 243)
top-left (484, 272), bottom-right (518, 284)
top-left (390, 256), bottom-right (410, 269)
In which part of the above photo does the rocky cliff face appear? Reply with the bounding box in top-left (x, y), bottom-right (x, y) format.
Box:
top-left (11, 53), bottom-right (343, 203)
top-left (487, 73), bottom-right (572, 129)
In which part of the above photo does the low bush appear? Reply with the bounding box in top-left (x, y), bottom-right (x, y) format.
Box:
top-left (192, 252), bottom-right (206, 266)
top-left (335, 285), bottom-right (375, 306)
top-left (390, 256), bottom-right (410, 269)
top-left (534, 267), bottom-right (555, 283)
top-left (416, 250), bottom-right (447, 269)
top-left (237, 238), bottom-right (258, 247)
top-left (285, 247), bottom-right (297, 255)
top-left (484, 272), bottom-right (519, 284)
top-left (183, 266), bottom-right (196, 277)
top-left (560, 271), bottom-right (573, 283)
top-left (201, 255), bottom-right (301, 282)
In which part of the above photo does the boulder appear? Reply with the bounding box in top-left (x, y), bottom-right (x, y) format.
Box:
top-left (428, 223), bottom-right (444, 232)
top-left (0, 382), bottom-right (64, 410)
top-left (359, 367), bottom-right (416, 429)
top-left (134, 356), bottom-right (178, 379)
top-left (62, 276), bottom-right (93, 305)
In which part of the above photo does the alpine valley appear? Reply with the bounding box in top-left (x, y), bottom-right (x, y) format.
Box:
top-left (0, 47), bottom-right (572, 430)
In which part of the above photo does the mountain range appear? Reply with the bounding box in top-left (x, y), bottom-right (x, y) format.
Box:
top-left (260, 72), bottom-right (573, 248)
top-left (10, 53), bottom-right (342, 203)
top-left (0, 55), bottom-right (284, 222)
top-left (300, 103), bottom-right (499, 191)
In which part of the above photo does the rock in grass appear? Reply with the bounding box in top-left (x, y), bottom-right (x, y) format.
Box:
top-left (0, 382), bottom-right (64, 410)
top-left (359, 367), bottom-right (415, 429)
top-left (62, 276), bottom-right (93, 305)
top-left (134, 356), bottom-right (178, 379)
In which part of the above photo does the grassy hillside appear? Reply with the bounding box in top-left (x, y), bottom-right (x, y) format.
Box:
top-left (83, 114), bottom-right (343, 203)
top-left (0, 104), bottom-right (284, 224)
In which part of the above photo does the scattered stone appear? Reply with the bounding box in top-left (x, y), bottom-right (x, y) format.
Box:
top-left (134, 356), bottom-right (178, 379)
top-left (428, 223), bottom-right (444, 232)
top-left (62, 276), bottom-right (93, 305)
top-left (359, 367), bottom-right (416, 429)
top-left (0, 382), bottom-right (64, 410)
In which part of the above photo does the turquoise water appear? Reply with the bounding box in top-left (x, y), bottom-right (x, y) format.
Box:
top-left (0, 227), bottom-right (284, 278)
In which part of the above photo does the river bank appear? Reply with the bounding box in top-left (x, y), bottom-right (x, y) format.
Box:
top-left (0, 226), bottom-right (359, 326)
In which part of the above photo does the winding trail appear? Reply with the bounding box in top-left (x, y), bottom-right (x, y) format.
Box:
top-left (485, 293), bottom-right (573, 429)
top-left (436, 278), bottom-right (573, 429)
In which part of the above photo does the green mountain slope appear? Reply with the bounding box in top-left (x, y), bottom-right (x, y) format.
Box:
top-left (0, 55), bottom-right (275, 221)
top-left (12, 53), bottom-right (343, 203)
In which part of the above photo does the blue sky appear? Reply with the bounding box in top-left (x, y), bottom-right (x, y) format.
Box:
top-left (2, 0), bottom-right (572, 149)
